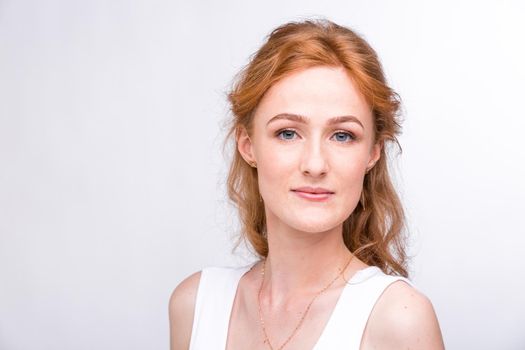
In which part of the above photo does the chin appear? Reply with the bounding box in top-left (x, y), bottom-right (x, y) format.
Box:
top-left (287, 214), bottom-right (344, 234)
top-left (265, 203), bottom-right (349, 234)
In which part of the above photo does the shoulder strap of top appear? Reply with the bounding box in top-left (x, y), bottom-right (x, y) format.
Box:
top-left (189, 264), bottom-right (254, 350)
top-left (314, 266), bottom-right (414, 350)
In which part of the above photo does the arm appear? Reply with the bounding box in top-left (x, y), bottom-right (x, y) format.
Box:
top-left (168, 271), bottom-right (201, 350)
top-left (362, 280), bottom-right (445, 349)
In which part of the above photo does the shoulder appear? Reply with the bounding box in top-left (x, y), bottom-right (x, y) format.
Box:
top-left (168, 270), bottom-right (202, 350)
top-left (362, 279), bottom-right (445, 349)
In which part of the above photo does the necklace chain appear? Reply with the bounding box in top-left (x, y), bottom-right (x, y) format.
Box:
top-left (257, 254), bottom-right (354, 350)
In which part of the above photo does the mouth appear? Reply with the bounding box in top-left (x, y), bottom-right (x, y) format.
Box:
top-left (291, 187), bottom-right (335, 201)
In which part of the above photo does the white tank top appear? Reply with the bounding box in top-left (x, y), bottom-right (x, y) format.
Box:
top-left (189, 262), bottom-right (414, 350)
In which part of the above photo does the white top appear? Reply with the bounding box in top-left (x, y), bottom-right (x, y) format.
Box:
top-left (189, 261), bottom-right (414, 350)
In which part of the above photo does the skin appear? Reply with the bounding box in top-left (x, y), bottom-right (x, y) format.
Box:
top-left (169, 66), bottom-right (445, 349)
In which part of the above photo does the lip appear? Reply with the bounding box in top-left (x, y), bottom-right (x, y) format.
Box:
top-left (292, 186), bottom-right (334, 194)
top-left (291, 187), bottom-right (334, 202)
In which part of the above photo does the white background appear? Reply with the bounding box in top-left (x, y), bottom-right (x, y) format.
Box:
top-left (1, 1), bottom-right (524, 349)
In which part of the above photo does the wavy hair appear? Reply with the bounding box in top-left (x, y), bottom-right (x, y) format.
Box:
top-left (223, 19), bottom-right (409, 277)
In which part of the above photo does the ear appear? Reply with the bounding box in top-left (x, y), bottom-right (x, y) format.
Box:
top-left (236, 126), bottom-right (256, 166)
top-left (366, 142), bottom-right (382, 171)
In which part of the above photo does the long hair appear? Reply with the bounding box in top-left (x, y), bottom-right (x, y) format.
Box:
top-left (224, 19), bottom-right (409, 277)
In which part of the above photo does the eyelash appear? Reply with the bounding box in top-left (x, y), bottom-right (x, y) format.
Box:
top-left (275, 129), bottom-right (356, 143)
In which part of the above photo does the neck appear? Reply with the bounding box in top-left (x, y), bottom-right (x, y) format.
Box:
top-left (260, 214), bottom-right (353, 306)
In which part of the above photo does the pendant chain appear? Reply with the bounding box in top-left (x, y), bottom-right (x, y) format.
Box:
top-left (257, 254), bottom-right (354, 350)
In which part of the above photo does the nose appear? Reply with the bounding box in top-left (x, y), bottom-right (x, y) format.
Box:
top-left (299, 137), bottom-right (329, 177)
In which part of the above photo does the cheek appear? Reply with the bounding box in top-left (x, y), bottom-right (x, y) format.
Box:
top-left (335, 151), bottom-right (368, 198)
top-left (254, 144), bottom-right (298, 200)
top-left (339, 166), bottom-right (365, 195)
top-left (255, 138), bottom-right (294, 170)
top-left (335, 147), bottom-right (369, 175)
top-left (256, 152), bottom-right (291, 193)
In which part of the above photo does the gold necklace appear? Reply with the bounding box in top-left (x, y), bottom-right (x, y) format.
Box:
top-left (257, 254), bottom-right (354, 350)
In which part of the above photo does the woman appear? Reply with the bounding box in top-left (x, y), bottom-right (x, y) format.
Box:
top-left (169, 19), bottom-right (445, 349)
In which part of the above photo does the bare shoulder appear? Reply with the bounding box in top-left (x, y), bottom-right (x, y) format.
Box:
top-left (168, 271), bottom-right (202, 350)
top-left (361, 279), bottom-right (445, 349)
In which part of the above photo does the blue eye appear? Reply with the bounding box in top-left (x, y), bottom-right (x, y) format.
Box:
top-left (277, 129), bottom-right (297, 140)
top-left (332, 132), bottom-right (354, 142)
top-left (275, 129), bottom-right (355, 142)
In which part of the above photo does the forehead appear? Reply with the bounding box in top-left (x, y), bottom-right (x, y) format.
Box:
top-left (254, 66), bottom-right (373, 127)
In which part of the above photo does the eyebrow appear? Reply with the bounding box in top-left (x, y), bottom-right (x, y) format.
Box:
top-left (266, 113), bottom-right (364, 129)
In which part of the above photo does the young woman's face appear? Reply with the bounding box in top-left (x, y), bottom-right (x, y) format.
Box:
top-left (238, 65), bottom-right (380, 234)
